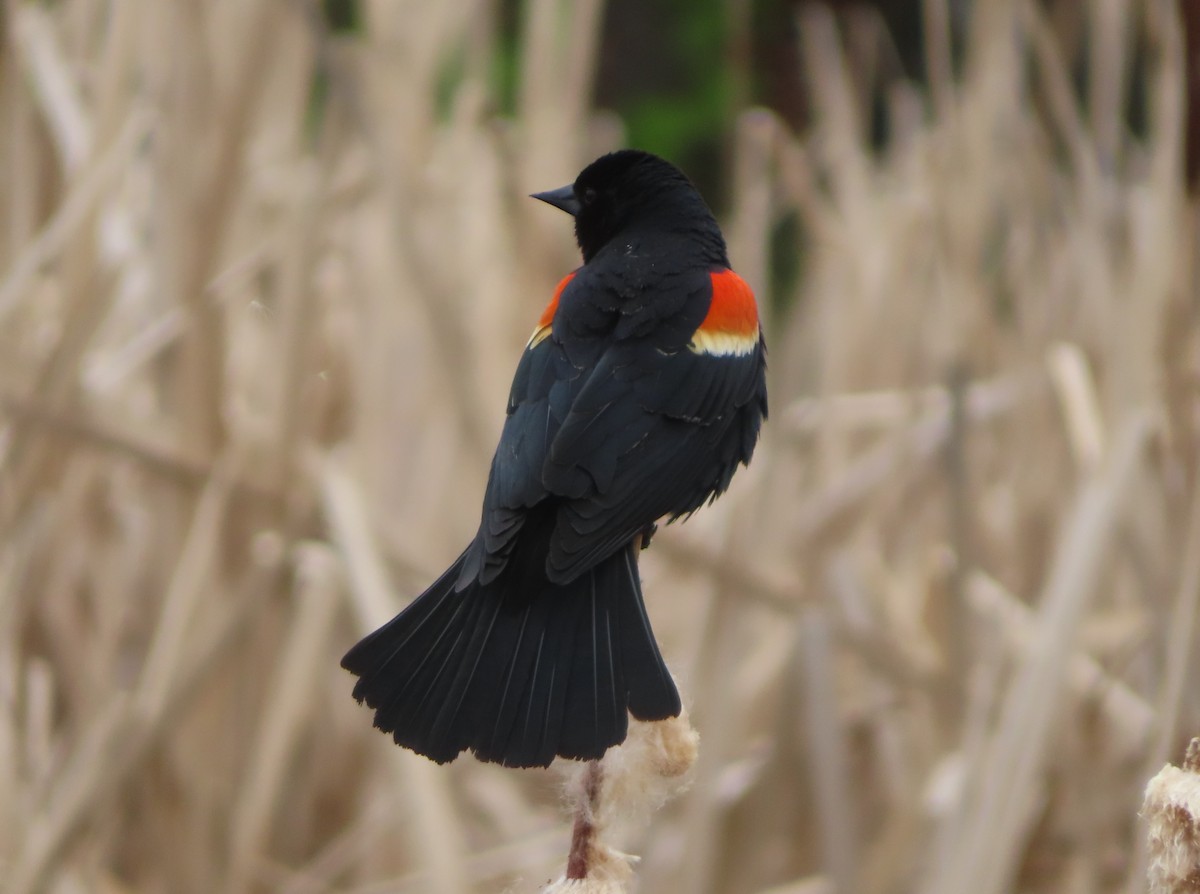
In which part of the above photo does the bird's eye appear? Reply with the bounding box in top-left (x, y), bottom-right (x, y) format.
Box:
top-left (582, 187), bottom-right (597, 205)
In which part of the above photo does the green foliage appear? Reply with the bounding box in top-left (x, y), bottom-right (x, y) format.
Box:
top-left (618, 0), bottom-right (732, 170)
top-left (323, 0), bottom-right (361, 34)
top-left (596, 0), bottom-right (734, 199)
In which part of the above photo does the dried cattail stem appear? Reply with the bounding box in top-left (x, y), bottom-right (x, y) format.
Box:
top-left (566, 760), bottom-right (604, 879)
top-left (543, 708), bottom-right (699, 893)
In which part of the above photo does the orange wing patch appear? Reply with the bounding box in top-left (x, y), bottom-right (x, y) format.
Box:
top-left (690, 269), bottom-right (760, 357)
top-left (528, 272), bottom-right (575, 348)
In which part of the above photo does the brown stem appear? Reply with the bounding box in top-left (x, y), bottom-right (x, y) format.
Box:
top-left (566, 759), bottom-right (604, 879)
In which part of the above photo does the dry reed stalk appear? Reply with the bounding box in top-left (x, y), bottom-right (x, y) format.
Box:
top-left (824, 550), bottom-right (938, 688)
top-left (672, 525), bottom-right (772, 894)
top-left (1046, 342), bottom-right (1106, 475)
top-left (966, 570), bottom-right (1154, 760)
top-left (727, 109), bottom-right (780, 297)
top-left (12, 5), bottom-right (91, 173)
top-left (0, 0), bottom-right (1195, 890)
top-left (340, 823), bottom-right (568, 894)
top-left (757, 878), bottom-right (834, 894)
top-left (0, 378), bottom-right (292, 560)
top-left (0, 108), bottom-right (151, 323)
top-left (795, 605), bottom-right (859, 894)
top-left (350, 92), bottom-right (494, 459)
top-left (135, 457), bottom-right (236, 715)
top-left (795, 2), bottom-right (873, 485)
top-left (9, 556), bottom-right (282, 894)
top-left (923, 411), bottom-right (1156, 894)
top-left (227, 543), bottom-right (343, 890)
top-left (5, 448), bottom-right (276, 889)
top-left (165, 0), bottom-right (278, 456)
top-left (921, 0), bottom-right (955, 118)
top-left (266, 159), bottom-right (327, 495)
top-left (518, 0), bottom-right (606, 144)
top-left (782, 378), bottom-right (1024, 436)
top-left (786, 370), bottom-right (1035, 545)
top-left (1127, 445), bottom-right (1200, 889)
top-left (317, 451), bottom-right (471, 894)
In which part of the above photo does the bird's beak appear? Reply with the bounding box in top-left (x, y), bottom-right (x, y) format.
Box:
top-left (530, 185), bottom-right (580, 217)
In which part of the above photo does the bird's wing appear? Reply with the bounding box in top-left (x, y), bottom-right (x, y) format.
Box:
top-left (458, 274), bottom-right (589, 585)
top-left (541, 329), bottom-right (765, 583)
top-left (541, 268), bottom-right (766, 582)
top-left (462, 269), bottom-right (766, 588)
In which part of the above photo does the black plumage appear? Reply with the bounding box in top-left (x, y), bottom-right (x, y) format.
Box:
top-left (342, 150), bottom-right (768, 767)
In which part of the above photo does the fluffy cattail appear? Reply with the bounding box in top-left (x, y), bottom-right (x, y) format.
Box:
top-left (542, 707), bottom-right (700, 893)
top-left (1144, 738), bottom-right (1200, 893)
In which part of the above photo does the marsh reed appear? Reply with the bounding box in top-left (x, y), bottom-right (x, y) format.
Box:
top-left (0, 1), bottom-right (1197, 892)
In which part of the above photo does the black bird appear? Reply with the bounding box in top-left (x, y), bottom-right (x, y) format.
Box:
top-left (342, 150), bottom-right (768, 767)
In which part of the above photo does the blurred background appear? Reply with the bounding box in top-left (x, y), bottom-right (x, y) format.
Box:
top-left (1, 0), bottom-right (1198, 892)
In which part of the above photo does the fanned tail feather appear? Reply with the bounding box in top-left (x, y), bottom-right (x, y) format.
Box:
top-left (341, 537), bottom-right (680, 768)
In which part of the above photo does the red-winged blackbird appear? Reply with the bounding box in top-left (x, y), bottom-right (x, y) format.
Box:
top-left (342, 150), bottom-right (767, 768)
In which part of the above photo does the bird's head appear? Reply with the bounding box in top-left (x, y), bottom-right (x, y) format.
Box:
top-left (531, 150), bottom-right (724, 264)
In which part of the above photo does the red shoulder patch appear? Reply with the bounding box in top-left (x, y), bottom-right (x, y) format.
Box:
top-left (691, 270), bottom-right (759, 356)
top-left (528, 272), bottom-right (575, 347)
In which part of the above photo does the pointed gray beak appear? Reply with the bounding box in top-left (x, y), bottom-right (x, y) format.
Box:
top-left (530, 184), bottom-right (580, 217)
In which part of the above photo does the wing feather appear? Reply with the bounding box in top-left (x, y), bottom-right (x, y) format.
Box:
top-left (542, 337), bottom-right (766, 583)
top-left (462, 267), bottom-right (766, 590)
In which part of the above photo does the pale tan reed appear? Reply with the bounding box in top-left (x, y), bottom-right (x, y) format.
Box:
top-left (0, 1), bottom-right (1196, 893)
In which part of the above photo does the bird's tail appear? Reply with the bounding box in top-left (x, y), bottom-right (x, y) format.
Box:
top-left (340, 540), bottom-right (680, 768)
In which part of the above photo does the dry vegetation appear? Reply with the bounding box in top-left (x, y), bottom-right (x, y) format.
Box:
top-left (1, 0), bottom-right (1198, 892)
